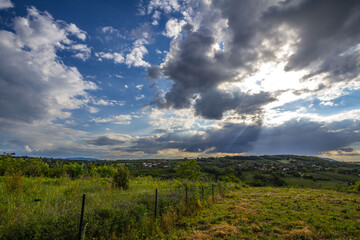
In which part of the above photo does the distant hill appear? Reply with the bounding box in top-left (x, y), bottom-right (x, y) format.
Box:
top-left (65, 157), bottom-right (100, 161)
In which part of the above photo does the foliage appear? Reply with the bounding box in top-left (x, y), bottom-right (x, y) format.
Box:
top-left (113, 165), bottom-right (130, 190)
top-left (65, 162), bottom-right (84, 178)
top-left (3, 173), bottom-right (25, 192)
top-left (175, 159), bottom-right (201, 180)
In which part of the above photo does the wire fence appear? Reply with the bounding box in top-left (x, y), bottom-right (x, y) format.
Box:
top-left (1, 182), bottom-right (235, 240)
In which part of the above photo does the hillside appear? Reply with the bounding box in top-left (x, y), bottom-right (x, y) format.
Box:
top-left (168, 187), bottom-right (360, 239)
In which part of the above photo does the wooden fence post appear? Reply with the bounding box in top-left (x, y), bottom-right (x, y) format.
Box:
top-left (154, 188), bottom-right (158, 219)
top-left (78, 194), bottom-right (86, 240)
top-left (201, 185), bottom-right (204, 199)
top-left (212, 184), bottom-right (215, 202)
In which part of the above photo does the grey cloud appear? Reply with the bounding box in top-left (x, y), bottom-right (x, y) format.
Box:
top-left (86, 136), bottom-right (125, 146)
top-left (116, 123), bottom-right (262, 154)
top-left (252, 119), bottom-right (360, 155)
top-left (194, 89), bottom-right (274, 120)
top-left (339, 147), bottom-right (354, 153)
top-left (148, 1), bottom-right (279, 120)
top-left (116, 118), bottom-right (360, 156)
top-left (264, 0), bottom-right (360, 75)
top-left (146, 66), bottom-right (162, 79)
top-left (148, 0), bottom-right (360, 119)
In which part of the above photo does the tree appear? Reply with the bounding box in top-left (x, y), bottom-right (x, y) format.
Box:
top-left (24, 158), bottom-right (49, 177)
top-left (66, 163), bottom-right (85, 178)
top-left (174, 159), bottom-right (201, 180)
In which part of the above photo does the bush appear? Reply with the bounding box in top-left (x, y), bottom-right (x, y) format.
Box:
top-left (4, 173), bottom-right (25, 192)
top-left (113, 166), bottom-right (130, 190)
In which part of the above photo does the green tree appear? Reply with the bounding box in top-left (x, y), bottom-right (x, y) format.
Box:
top-left (174, 159), bottom-right (201, 180)
top-left (23, 158), bottom-right (49, 177)
top-left (66, 163), bottom-right (85, 178)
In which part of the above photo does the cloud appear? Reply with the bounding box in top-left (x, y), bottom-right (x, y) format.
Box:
top-left (264, 0), bottom-right (360, 74)
top-left (95, 51), bottom-right (124, 64)
top-left (135, 94), bottom-right (145, 101)
top-left (101, 26), bottom-right (124, 40)
top-left (125, 39), bottom-right (150, 67)
top-left (71, 44), bottom-right (91, 60)
top-left (102, 26), bottom-right (118, 34)
top-left (148, 1), bottom-right (274, 120)
top-left (147, 0), bottom-right (181, 15)
top-left (114, 116), bottom-right (360, 157)
top-left (91, 115), bottom-right (132, 125)
top-left (147, 66), bottom-right (162, 79)
top-left (136, 84), bottom-right (144, 90)
top-left (0, 119), bottom-right (89, 155)
top-left (338, 147), bottom-right (354, 153)
top-left (116, 122), bottom-right (261, 154)
top-left (66, 23), bottom-right (87, 41)
top-left (0, 7), bottom-right (96, 123)
top-left (90, 98), bottom-right (125, 106)
top-left (0, 0), bottom-right (13, 9)
top-left (147, 0), bottom-right (360, 124)
top-left (252, 119), bottom-right (360, 155)
top-left (194, 89), bottom-right (274, 120)
top-left (86, 136), bottom-right (125, 146)
top-left (163, 18), bottom-right (186, 37)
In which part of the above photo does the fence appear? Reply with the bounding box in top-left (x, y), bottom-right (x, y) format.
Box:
top-left (1, 182), bottom-right (233, 240)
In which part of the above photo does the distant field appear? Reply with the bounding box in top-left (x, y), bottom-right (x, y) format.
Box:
top-left (168, 187), bottom-right (360, 239)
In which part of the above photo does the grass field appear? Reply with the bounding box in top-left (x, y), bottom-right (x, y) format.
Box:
top-left (168, 187), bottom-right (360, 239)
top-left (0, 176), bottom-right (219, 240)
top-left (1, 174), bottom-right (360, 239)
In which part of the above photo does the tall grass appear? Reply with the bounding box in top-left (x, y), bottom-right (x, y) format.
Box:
top-left (0, 176), bottom-right (226, 239)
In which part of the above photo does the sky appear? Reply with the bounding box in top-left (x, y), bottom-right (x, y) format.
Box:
top-left (0, 0), bottom-right (359, 161)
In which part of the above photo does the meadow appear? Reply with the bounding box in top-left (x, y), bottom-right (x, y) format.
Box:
top-left (168, 187), bottom-right (360, 239)
top-left (0, 175), bottom-right (224, 240)
top-left (1, 155), bottom-right (360, 239)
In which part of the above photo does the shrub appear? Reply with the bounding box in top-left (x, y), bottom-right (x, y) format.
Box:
top-left (4, 173), bottom-right (25, 192)
top-left (113, 166), bottom-right (130, 190)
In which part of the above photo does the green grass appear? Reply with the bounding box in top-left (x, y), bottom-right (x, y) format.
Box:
top-left (167, 187), bottom-right (360, 239)
top-left (0, 176), bottom-right (218, 240)
top-left (2, 175), bottom-right (360, 239)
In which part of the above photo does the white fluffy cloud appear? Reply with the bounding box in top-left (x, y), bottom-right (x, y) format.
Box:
top-left (95, 51), bottom-right (124, 64)
top-left (91, 115), bottom-right (132, 125)
top-left (0, 0), bottom-right (13, 9)
top-left (125, 39), bottom-right (150, 67)
top-left (163, 18), bottom-right (186, 37)
top-left (0, 7), bottom-right (96, 124)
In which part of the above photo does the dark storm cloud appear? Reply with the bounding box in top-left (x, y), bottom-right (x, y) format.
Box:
top-left (252, 119), bottom-right (360, 155)
top-left (194, 89), bottom-right (274, 120)
top-left (148, 0), bottom-right (360, 119)
top-left (147, 0), bottom-right (282, 119)
top-left (264, 0), bottom-right (360, 77)
top-left (86, 136), bottom-right (125, 146)
top-left (339, 147), bottom-right (354, 153)
top-left (116, 123), bottom-right (262, 154)
top-left (117, 118), bottom-right (360, 156)
top-left (146, 66), bottom-right (162, 79)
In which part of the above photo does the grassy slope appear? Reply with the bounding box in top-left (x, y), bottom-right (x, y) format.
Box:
top-left (168, 187), bottom-right (360, 239)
